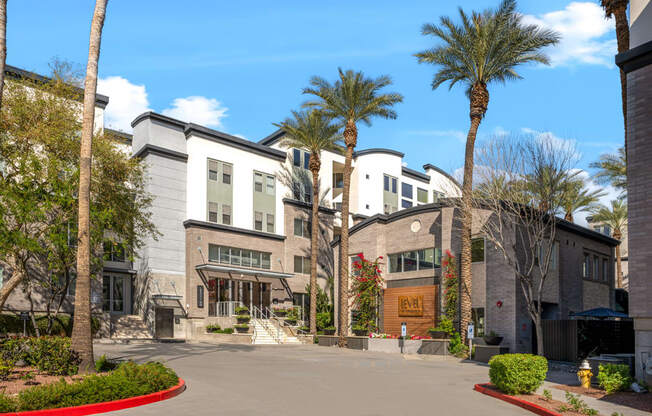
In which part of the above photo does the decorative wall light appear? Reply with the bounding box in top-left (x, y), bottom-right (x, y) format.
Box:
top-left (496, 300), bottom-right (503, 308)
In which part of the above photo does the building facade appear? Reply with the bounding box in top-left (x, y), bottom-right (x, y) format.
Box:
top-left (332, 203), bottom-right (618, 353)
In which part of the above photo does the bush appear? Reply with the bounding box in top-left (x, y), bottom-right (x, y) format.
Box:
top-left (220, 328), bottom-right (234, 334)
top-left (233, 324), bottom-right (249, 329)
top-left (95, 354), bottom-right (118, 373)
top-left (235, 306), bottom-right (249, 315)
top-left (236, 315), bottom-right (251, 323)
top-left (299, 326), bottom-right (309, 333)
top-left (0, 361), bottom-right (178, 412)
top-left (316, 312), bottom-right (331, 331)
top-left (598, 364), bottom-right (632, 394)
top-left (1, 336), bottom-right (80, 376)
top-left (0, 359), bottom-right (13, 381)
top-left (0, 314), bottom-right (100, 337)
top-left (205, 324), bottom-right (221, 333)
top-left (489, 353), bottom-right (548, 394)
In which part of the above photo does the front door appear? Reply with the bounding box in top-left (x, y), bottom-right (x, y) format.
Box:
top-left (102, 274), bottom-right (130, 314)
top-left (155, 307), bottom-right (174, 338)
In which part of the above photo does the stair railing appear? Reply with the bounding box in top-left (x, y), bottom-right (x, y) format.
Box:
top-left (251, 305), bottom-right (281, 344)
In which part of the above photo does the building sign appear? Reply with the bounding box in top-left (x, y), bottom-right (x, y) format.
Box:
top-left (398, 295), bottom-right (423, 317)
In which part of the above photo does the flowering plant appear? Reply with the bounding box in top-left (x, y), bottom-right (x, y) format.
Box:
top-left (369, 333), bottom-right (398, 339)
top-left (442, 250), bottom-right (458, 319)
top-left (350, 254), bottom-right (384, 333)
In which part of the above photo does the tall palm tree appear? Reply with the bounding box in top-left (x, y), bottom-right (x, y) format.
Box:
top-left (600, 0), bottom-right (629, 150)
top-left (591, 200), bottom-right (627, 288)
top-left (71, 0), bottom-right (108, 374)
top-left (559, 173), bottom-right (605, 223)
top-left (275, 110), bottom-right (342, 335)
top-left (415, 0), bottom-right (559, 343)
top-left (590, 147), bottom-right (627, 198)
top-left (0, 0), bottom-right (7, 110)
top-left (303, 69), bottom-right (402, 345)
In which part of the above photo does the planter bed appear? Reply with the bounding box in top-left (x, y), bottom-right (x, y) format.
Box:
top-left (553, 385), bottom-right (652, 414)
top-left (0, 367), bottom-right (81, 396)
top-left (195, 332), bottom-right (253, 344)
top-left (474, 383), bottom-right (589, 416)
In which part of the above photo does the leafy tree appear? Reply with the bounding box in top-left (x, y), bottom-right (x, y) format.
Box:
top-left (558, 172), bottom-right (605, 223)
top-left (72, 0), bottom-right (109, 374)
top-left (590, 147), bottom-right (627, 198)
top-left (276, 109), bottom-right (342, 334)
top-left (591, 200), bottom-right (627, 288)
top-left (303, 68), bottom-right (402, 345)
top-left (415, 0), bottom-right (558, 342)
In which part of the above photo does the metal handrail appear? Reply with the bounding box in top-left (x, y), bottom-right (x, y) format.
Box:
top-left (251, 305), bottom-right (281, 344)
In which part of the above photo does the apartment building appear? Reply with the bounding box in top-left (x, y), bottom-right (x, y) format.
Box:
top-left (128, 112), bottom-right (460, 339)
top-left (332, 203), bottom-right (619, 353)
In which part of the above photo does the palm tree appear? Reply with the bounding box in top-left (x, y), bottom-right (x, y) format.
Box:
top-left (590, 147), bottom-right (627, 198)
top-left (0, 0), bottom-right (7, 110)
top-left (415, 0), bottom-right (559, 343)
top-left (591, 200), bottom-right (627, 288)
top-left (71, 0), bottom-right (108, 374)
top-left (303, 69), bottom-right (403, 344)
top-left (600, 0), bottom-right (629, 150)
top-left (559, 173), bottom-right (605, 223)
top-left (275, 110), bottom-right (342, 335)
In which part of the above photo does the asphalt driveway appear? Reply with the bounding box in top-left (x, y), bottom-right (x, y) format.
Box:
top-left (95, 342), bottom-right (528, 416)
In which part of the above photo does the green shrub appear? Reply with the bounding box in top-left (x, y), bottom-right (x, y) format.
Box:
top-left (598, 364), bottom-right (632, 394)
top-left (0, 361), bottom-right (178, 412)
top-left (235, 306), bottom-right (249, 315)
top-left (1, 337), bottom-right (79, 376)
top-left (233, 324), bottom-right (249, 330)
top-left (0, 359), bottom-right (13, 381)
top-left (489, 353), bottom-right (548, 394)
top-left (316, 312), bottom-right (331, 330)
top-left (205, 324), bottom-right (221, 333)
top-left (286, 308), bottom-right (299, 321)
top-left (236, 315), bottom-right (251, 323)
top-left (299, 326), bottom-right (309, 333)
top-left (1, 337), bottom-right (28, 363)
top-left (220, 328), bottom-right (234, 334)
top-left (95, 354), bottom-right (118, 372)
top-left (0, 314), bottom-right (100, 337)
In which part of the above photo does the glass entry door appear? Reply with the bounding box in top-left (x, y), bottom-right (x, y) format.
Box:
top-left (102, 274), bottom-right (130, 314)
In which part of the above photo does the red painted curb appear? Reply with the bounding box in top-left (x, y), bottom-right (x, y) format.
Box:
top-left (474, 383), bottom-right (562, 416)
top-left (1, 378), bottom-right (186, 416)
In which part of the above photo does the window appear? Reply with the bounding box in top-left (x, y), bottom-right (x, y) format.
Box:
top-left (294, 218), bottom-right (310, 238)
top-left (266, 213), bottom-right (274, 233)
top-left (417, 188), bottom-right (428, 204)
top-left (208, 202), bottom-right (218, 223)
top-left (208, 244), bottom-right (271, 270)
top-left (384, 175), bottom-right (398, 193)
top-left (333, 202), bottom-right (342, 211)
top-left (304, 152), bottom-right (310, 170)
top-left (197, 285), bottom-right (204, 308)
top-left (266, 175), bottom-right (275, 195)
top-left (208, 160), bottom-right (218, 181)
top-left (254, 173), bottom-right (263, 192)
top-left (293, 256), bottom-right (311, 274)
top-left (582, 254), bottom-right (591, 278)
top-left (402, 182), bottom-right (413, 199)
top-left (222, 163), bottom-right (232, 184)
top-left (392, 178), bottom-right (397, 193)
top-left (222, 204), bottom-right (231, 225)
top-left (537, 242), bottom-right (558, 270)
top-left (594, 256), bottom-right (600, 281)
top-left (472, 308), bottom-right (485, 337)
top-left (471, 238), bottom-right (485, 263)
top-left (103, 241), bottom-right (125, 262)
top-left (401, 199), bottom-right (413, 209)
top-left (254, 211), bottom-right (263, 231)
top-left (293, 149), bottom-right (301, 167)
top-left (333, 173), bottom-right (344, 189)
top-left (602, 258), bottom-right (608, 282)
top-left (433, 191), bottom-right (444, 203)
top-left (388, 248), bottom-right (439, 273)
top-left (351, 255), bottom-right (363, 277)
top-left (384, 175), bottom-right (390, 191)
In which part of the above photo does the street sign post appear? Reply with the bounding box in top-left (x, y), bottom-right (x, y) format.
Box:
top-left (467, 323), bottom-right (474, 358)
top-left (20, 312), bottom-right (29, 337)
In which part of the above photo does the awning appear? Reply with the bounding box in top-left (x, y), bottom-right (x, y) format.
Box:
top-left (151, 294), bottom-right (186, 313)
top-left (570, 307), bottom-right (629, 319)
top-left (195, 264), bottom-right (294, 279)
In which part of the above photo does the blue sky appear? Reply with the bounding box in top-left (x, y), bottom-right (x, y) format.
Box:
top-left (9, 0), bottom-right (623, 220)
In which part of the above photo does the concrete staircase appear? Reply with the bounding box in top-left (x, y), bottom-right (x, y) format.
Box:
top-left (252, 319), bottom-right (301, 345)
top-left (109, 315), bottom-right (153, 340)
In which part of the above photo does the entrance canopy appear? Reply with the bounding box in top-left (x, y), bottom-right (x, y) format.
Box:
top-left (195, 264), bottom-right (294, 280)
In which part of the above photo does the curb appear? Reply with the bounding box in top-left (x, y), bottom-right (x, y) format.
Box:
top-left (2, 378), bottom-right (186, 416)
top-left (474, 383), bottom-right (562, 416)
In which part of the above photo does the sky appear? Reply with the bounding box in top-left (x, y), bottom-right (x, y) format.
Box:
top-left (8, 0), bottom-right (624, 225)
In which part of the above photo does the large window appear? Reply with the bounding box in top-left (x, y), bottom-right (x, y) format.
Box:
top-left (593, 256), bottom-right (600, 281)
top-left (207, 159), bottom-right (233, 225)
top-left (388, 248), bottom-right (440, 273)
top-left (333, 172), bottom-right (344, 189)
top-left (417, 188), bottom-right (428, 204)
top-left (294, 218), bottom-right (311, 238)
top-left (582, 253), bottom-right (591, 278)
top-left (208, 244), bottom-right (271, 270)
top-left (292, 149), bottom-right (301, 167)
top-left (402, 182), bottom-right (413, 199)
top-left (294, 256), bottom-right (311, 274)
top-left (537, 242), bottom-right (558, 270)
top-left (103, 241), bottom-right (126, 262)
top-left (602, 258), bottom-right (608, 282)
top-left (471, 238), bottom-right (485, 263)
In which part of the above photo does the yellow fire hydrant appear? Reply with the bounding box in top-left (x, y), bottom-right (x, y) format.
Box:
top-left (577, 360), bottom-right (593, 388)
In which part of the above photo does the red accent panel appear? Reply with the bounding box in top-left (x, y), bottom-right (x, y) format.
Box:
top-left (3, 379), bottom-right (186, 416)
top-left (474, 383), bottom-right (562, 416)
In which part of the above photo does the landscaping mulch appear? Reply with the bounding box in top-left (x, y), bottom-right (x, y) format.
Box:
top-left (553, 384), bottom-right (652, 414)
top-left (482, 384), bottom-right (598, 416)
top-left (0, 367), bottom-right (81, 395)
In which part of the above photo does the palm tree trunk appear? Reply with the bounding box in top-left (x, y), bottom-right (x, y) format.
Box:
top-left (338, 120), bottom-right (357, 347)
top-left (613, 5), bottom-right (629, 152)
top-left (615, 243), bottom-right (623, 289)
top-left (564, 211), bottom-right (573, 223)
top-left (71, 0), bottom-right (108, 374)
top-left (309, 165), bottom-right (320, 335)
top-left (460, 115), bottom-right (482, 346)
top-left (0, 0), bottom-right (7, 111)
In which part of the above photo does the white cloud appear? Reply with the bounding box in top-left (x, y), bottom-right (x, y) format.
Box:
top-left (162, 96), bottom-right (228, 129)
top-left (98, 76), bottom-right (151, 132)
top-left (523, 2), bottom-right (616, 67)
top-left (520, 127), bottom-right (580, 156)
top-left (405, 129), bottom-right (466, 143)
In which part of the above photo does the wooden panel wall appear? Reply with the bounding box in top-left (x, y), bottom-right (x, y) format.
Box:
top-left (383, 285), bottom-right (438, 336)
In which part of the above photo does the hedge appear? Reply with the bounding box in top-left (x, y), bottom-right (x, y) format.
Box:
top-left (489, 353), bottom-right (548, 394)
top-left (1, 336), bottom-right (80, 376)
top-left (597, 363), bottom-right (632, 394)
top-left (0, 314), bottom-right (100, 337)
top-left (0, 361), bottom-right (178, 413)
